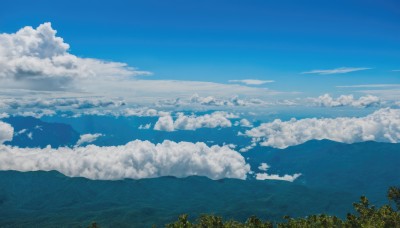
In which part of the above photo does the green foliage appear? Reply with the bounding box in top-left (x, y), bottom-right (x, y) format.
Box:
top-left (166, 214), bottom-right (273, 228)
top-left (167, 187), bottom-right (400, 228)
top-left (389, 186), bottom-right (400, 210)
top-left (87, 222), bottom-right (99, 228)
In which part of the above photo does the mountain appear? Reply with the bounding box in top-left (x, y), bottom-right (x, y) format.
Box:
top-left (245, 140), bottom-right (400, 202)
top-left (0, 171), bottom-right (357, 228)
top-left (3, 116), bottom-right (80, 148)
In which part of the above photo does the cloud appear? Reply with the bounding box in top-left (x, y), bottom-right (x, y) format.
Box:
top-left (157, 94), bottom-right (271, 108)
top-left (0, 22), bottom-right (298, 107)
top-left (337, 84), bottom-right (400, 88)
top-left (138, 123), bottom-right (152, 130)
top-left (255, 173), bottom-right (302, 182)
top-left (258, 163), bottom-right (270, 171)
top-left (122, 108), bottom-right (164, 117)
top-left (255, 163), bottom-right (301, 182)
top-left (309, 94), bottom-right (380, 108)
top-left (229, 79), bottom-right (275, 85)
top-left (302, 67), bottom-right (370, 75)
top-left (15, 109), bottom-right (56, 118)
top-left (0, 113), bottom-right (9, 119)
top-left (234, 118), bottom-right (253, 128)
top-left (0, 97), bottom-right (125, 110)
top-left (154, 111), bottom-right (236, 132)
top-left (244, 108), bottom-right (400, 149)
top-left (0, 121), bottom-right (14, 144)
top-left (0, 140), bottom-right (250, 180)
top-left (0, 22), bottom-right (150, 91)
top-left (76, 133), bottom-right (103, 146)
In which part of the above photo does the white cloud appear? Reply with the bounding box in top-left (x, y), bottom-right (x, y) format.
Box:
top-left (0, 97), bottom-right (125, 110)
top-left (154, 111), bottom-right (235, 132)
top-left (122, 108), bottom-right (163, 117)
top-left (337, 84), bottom-right (400, 88)
top-left (0, 140), bottom-right (250, 180)
top-left (229, 79), bottom-right (274, 85)
top-left (244, 108), bottom-right (400, 149)
top-left (154, 115), bottom-right (175, 131)
top-left (0, 113), bottom-right (9, 119)
top-left (309, 94), bottom-right (380, 108)
top-left (234, 118), bottom-right (253, 128)
top-left (0, 23), bottom-right (299, 108)
top-left (16, 109), bottom-right (56, 118)
top-left (255, 172), bottom-right (302, 182)
top-left (157, 94), bottom-right (271, 108)
top-left (0, 22), bottom-right (150, 91)
top-left (138, 123), bottom-right (152, 130)
top-left (0, 121), bottom-right (14, 144)
top-left (258, 163), bottom-right (270, 171)
top-left (15, 129), bottom-right (27, 136)
top-left (255, 163), bottom-right (301, 182)
top-left (76, 133), bottom-right (103, 146)
top-left (302, 67), bottom-right (370, 75)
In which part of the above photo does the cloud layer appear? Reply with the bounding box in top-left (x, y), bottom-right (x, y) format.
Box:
top-left (154, 111), bottom-right (236, 131)
top-left (309, 94), bottom-right (380, 108)
top-left (0, 140), bottom-right (250, 180)
top-left (0, 97), bottom-right (125, 110)
top-left (244, 108), bottom-right (400, 149)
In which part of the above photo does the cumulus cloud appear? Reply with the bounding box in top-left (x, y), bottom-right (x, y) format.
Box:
top-left (0, 121), bottom-right (14, 144)
top-left (258, 163), bottom-right (270, 171)
top-left (234, 119), bottom-right (253, 128)
top-left (244, 108), bottom-right (400, 149)
top-left (302, 67), bottom-right (370, 75)
top-left (154, 111), bottom-right (236, 131)
top-left (0, 22), bottom-right (150, 91)
top-left (76, 133), bottom-right (103, 146)
top-left (309, 94), bottom-right (380, 108)
top-left (0, 140), bottom-right (250, 180)
top-left (228, 79), bottom-right (274, 85)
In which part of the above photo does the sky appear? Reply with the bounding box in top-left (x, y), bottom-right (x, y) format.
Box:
top-left (1, 0), bottom-right (399, 98)
top-left (0, 0), bottom-right (400, 182)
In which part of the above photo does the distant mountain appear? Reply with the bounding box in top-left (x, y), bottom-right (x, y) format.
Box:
top-left (0, 171), bottom-right (357, 228)
top-left (246, 140), bottom-right (400, 201)
top-left (3, 116), bottom-right (80, 148)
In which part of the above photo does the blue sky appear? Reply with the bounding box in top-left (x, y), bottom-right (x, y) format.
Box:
top-left (0, 0), bottom-right (400, 184)
top-left (1, 0), bottom-right (399, 97)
